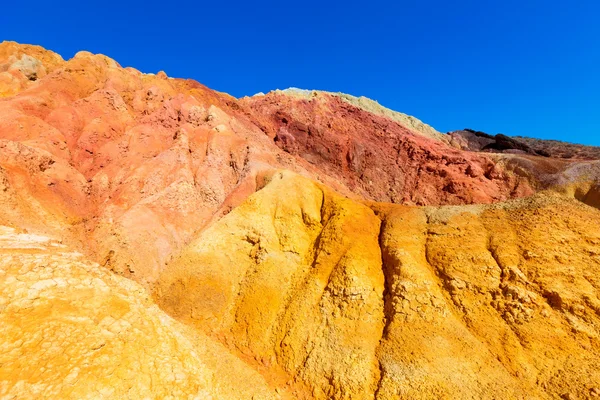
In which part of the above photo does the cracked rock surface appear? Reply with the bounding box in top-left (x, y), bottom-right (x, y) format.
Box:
top-left (0, 226), bottom-right (279, 399)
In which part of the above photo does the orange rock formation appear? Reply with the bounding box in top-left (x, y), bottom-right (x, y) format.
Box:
top-left (1, 41), bottom-right (599, 399)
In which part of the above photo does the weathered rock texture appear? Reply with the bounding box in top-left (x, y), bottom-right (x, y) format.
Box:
top-left (240, 91), bottom-right (535, 205)
top-left (0, 226), bottom-right (280, 399)
top-left (449, 129), bottom-right (550, 156)
top-left (1, 41), bottom-right (600, 399)
top-left (155, 172), bottom-right (600, 399)
top-left (267, 88), bottom-right (447, 142)
top-left (0, 40), bottom-right (358, 287)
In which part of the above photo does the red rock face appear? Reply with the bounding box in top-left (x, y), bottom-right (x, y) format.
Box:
top-left (0, 43), bottom-right (313, 285)
top-left (240, 92), bottom-right (534, 205)
top-left (1, 42), bottom-right (379, 286)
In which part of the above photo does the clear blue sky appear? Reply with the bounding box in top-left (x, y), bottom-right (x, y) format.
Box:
top-left (2, 0), bottom-right (599, 145)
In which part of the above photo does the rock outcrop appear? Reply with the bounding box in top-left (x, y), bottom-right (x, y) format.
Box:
top-left (155, 172), bottom-right (600, 399)
top-left (240, 91), bottom-right (534, 205)
top-left (266, 88), bottom-right (447, 142)
top-left (0, 226), bottom-right (280, 399)
top-left (448, 129), bottom-right (550, 156)
top-left (1, 41), bottom-right (600, 399)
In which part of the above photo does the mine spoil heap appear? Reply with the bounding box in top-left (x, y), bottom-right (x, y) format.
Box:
top-left (1, 41), bottom-right (600, 399)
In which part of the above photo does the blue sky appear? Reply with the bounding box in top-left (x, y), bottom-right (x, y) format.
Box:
top-left (2, 0), bottom-right (599, 145)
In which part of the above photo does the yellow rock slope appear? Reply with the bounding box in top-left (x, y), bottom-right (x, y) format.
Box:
top-left (0, 226), bottom-right (279, 399)
top-left (156, 171), bottom-right (600, 399)
top-left (1, 170), bottom-right (599, 399)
